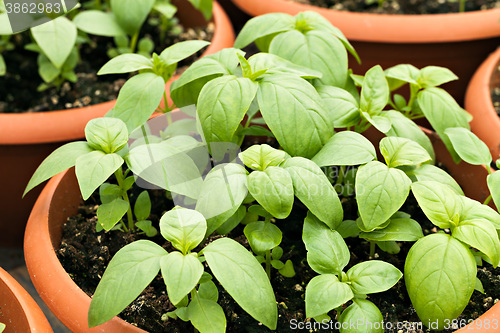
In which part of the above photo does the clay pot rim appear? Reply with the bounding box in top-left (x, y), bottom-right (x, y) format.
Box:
top-left (231, 0), bottom-right (500, 43)
top-left (24, 124), bottom-right (497, 332)
top-left (0, 0), bottom-right (233, 146)
top-left (0, 267), bottom-right (53, 332)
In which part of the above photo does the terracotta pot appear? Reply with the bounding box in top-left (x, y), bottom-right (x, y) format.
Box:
top-left (230, 0), bottom-right (500, 104)
top-left (25, 123), bottom-right (496, 332)
top-left (0, 267), bottom-right (53, 333)
top-left (0, 0), bottom-right (234, 247)
top-left (465, 47), bottom-right (500, 162)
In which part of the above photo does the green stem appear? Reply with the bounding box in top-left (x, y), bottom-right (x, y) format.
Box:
top-left (487, 165), bottom-right (493, 175)
top-left (334, 166), bottom-right (346, 194)
top-left (369, 241), bottom-right (376, 259)
top-left (484, 195), bottom-right (493, 206)
top-left (95, 0), bottom-right (101, 10)
top-left (459, 0), bottom-right (465, 12)
top-left (265, 250), bottom-right (272, 280)
top-left (407, 84), bottom-right (420, 114)
top-left (114, 169), bottom-right (135, 231)
top-left (129, 31), bottom-right (140, 53)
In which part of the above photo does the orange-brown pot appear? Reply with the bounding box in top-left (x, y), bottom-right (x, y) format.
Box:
top-left (465, 47), bottom-right (500, 162)
top-left (0, 0), bottom-right (234, 247)
top-left (24, 124), bottom-right (496, 332)
top-left (230, 0), bottom-right (500, 104)
top-left (0, 267), bottom-right (53, 333)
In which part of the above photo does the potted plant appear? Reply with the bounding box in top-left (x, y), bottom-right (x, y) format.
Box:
top-left (0, 267), bottom-right (53, 332)
top-left (0, 0), bottom-right (234, 247)
top-left (24, 11), bottom-right (500, 332)
top-left (465, 47), bottom-right (500, 163)
top-left (229, 0), bottom-right (500, 104)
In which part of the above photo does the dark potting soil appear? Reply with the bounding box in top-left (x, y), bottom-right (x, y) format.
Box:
top-left (57, 165), bottom-right (500, 333)
top-left (0, 21), bottom-right (214, 114)
top-left (291, 0), bottom-right (500, 14)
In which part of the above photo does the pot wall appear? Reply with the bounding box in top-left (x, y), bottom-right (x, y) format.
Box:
top-left (230, 0), bottom-right (500, 104)
top-left (0, 0), bottom-right (234, 247)
top-left (465, 47), bottom-right (500, 161)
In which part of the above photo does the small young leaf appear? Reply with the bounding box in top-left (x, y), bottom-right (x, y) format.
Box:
top-left (384, 64), bottom-right (420, 86)
top-left (458, 196), bottom-right (500, 229)
top-left (234, 13), bottom-right (294, 49)
top-left (360, 112), bottom-right (392, 134)
top-left (279, 260), bottom-right (296, 278)
top-left (198, 280), bottom-right (219, 302)
top-left (339, 299), bottom-right (384, 333)
top-left (345, 260), bottom-right (402, 295)
top-left (216, 205), bottom-right (246, 235)
top-left (487, 171), bottom-right (500, 209)
top-left (316, 85), bottom-right (360, 128)
top-left (187, 0), bottom-right (212, 21)
top-left (0, 54), bottom-right (5, 76)
top-left (203, 238), bottom-right (277, 330)
top-left (359, 218), bottom-right (423, 242)
top-left (360, 65), bottom-right (389, 115)
top-left (303, 212), bottom-right (350, 275)
top-left (248, 167), bottom-right (294, 219)
top-left (97, 198), bottom-right (129, 231)
top-left (418, 66), bottom-right (458, 88)
top-left (135, 220), bottom-right (157, 237)
top-left (284, 157), bottom-right (343, 229)
top-left (336, 220), bottom-right (361, 238)
top-left (379, 136), bottom-right (432, 168)
top-left (98, 54), bottom-right (153, 75)
top-left (412, 164), bottom-right (463, 195)
top-left (111, 0), bottom-right (154, 36)
top-left (188, 294), bottom-right (226, 333)
top-left (160, 208), bottom-right (207, 254)
top-left (134, 191), bottom-right (151, 221)
top-left (244, 221), bottom-right (282, 254)
top-left (159, 40), bottom-right (211, 66)
top-left (272, 246), bottom-right (283, 260)
top-left (239, 144), bottom-right (287, 171)
top-left (355, 161), bottom-right (411, 231)
top-left (73, 11), bottom-right (126, 37)
top-left (99, 183), bottom-right (122, 204)
top-left (271, 260), bottom-right (284, 270)
top-left (377, 241), bottom-right (401, 254)
top-left (88, 240), bottom-right (167, 327)
top-left (444, 127), bottom-right (492, 166)
top-left (160, 252), bottom-right (204, 305)
top-left (85, 117), bottom-right (128, 154)
top-left (305, 274), bottom-right (353, 318)
top-left (312, 131), bottom-right (376, 167)
top-left (404, 233), bottom-right (476, 331)
top-left (475, 277), bottom-right (485, 294)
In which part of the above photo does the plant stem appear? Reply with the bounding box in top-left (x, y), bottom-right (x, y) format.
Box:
top-left (487, 164), bottom-right (493, 175)
top-left (484, 195), bottom-right (492, 206)
top-left (369, 241), bottom-right (376, 259)
top-left (130, 31), bottom-right (139, 53)
top-left (407, 84), bottom-right (420, 115)
top-left (265, 250), bottom-right (272, 280)
top-left (459, 0), bottom-right (465, 12)
top-left (95, 0), bottom-right (101, 10)
top-left (114, 169), bottom-right (135, 231)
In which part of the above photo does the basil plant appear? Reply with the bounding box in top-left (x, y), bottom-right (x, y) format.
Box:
top-left (24, 9), bottom-right (500, 333)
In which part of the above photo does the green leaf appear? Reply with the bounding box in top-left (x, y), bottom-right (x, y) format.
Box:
top-left (279, 260), bottom-right (296, 277)
top-left (360, 218), bottom-right (423, 242)
top-left (360, 65), bottom-right (389, 115)
top-left (75, 151), bottom-right (124, 200)
top-left (458, 196), bottom-right (500, 229)
top-left (160, 208), bottom-right (206, 254)
top-left (107, 73), bottom-right (165, 132)
top-left (161, 252), bottom-right (204, 305)
top-left (411, 164), bottom-right (463, 195)
top-left (244, 221), bottom-right (282, 254)
top-left (475, 277), bottom-right (485, 294)
top-left (269, 29), bottom-right (348, 87)
top-left (339, 299), bottom-right (384, 333)
top-left (239, 144), bottom-right (286, 171)
top-left (98, 54), bottom-right (153, 75)
top-left (444, 127), bottom-right (492, 166)
top-left (312, 131), bottom-right (376, 167)
top-left (257, 74), bottom-right (332, 158)
top-left (305, 274), bottom-right (353, 318)
top-left (170, 48), bottom-right (244, 107)
top-left (355, 161), bottom-right (411, 231)
top-left (234, 13), bottom-right (294, 49)
top-left (88, 240), bottom-right (167, 327)
top-left (404, 233), bottom-right (476, 331)
top-left (336, 220), bottom-right (361, 238)
top-left (384, 64), bottom-right (420, 86)
top-left (316, 86), bottom-right (360, 128)
top-left (31, 16), bottom-right (76, 68)
top-left (203, 238), bottom-right (277, 330)
top-left (134, 191), bottom-right (151, 221)
top-left (154, 1), bottom-right (177, 19)
top-left (198, 75), bottom-right (258, 143)
top-left (85, 117), bottom-right (128, 154)
top-left (159, 40), bottom-right (211, 66)
top-left (487, 171), bottom-right (500, 209)
top-left (248, 52), bottom-right (322, 79)
top-left (73, 11), bottom-right (125, 37)
top-left (111, 0), bottom-right (154, 36)
top-left (283, 157), bottom-right (343, 229)
top-left (379, 137), bottom-right (432, 168)
top-left (216, 205), bottom-right (246, 235)
top-left (418, 66), bottom-right (458, 88)
top-left (195, 164), bottom-right (248, 236)
top-left (303, 212), bottom-right (349, 275)
top-left (417, 87), bottom-right (469, 163)
top-left (135, 220), bottom-right (157, 237)
top-left (452, 219), bottom-right (500, 267)
top-left (97, 198), bottom-right (129, 231)
top-left (377, 241), bottom-right (401, 254)
top-left (188, 294), bottom-right (226, 333)
top-left (38, 57), bottom-right (60, 83)
top-left (411, 181), bottom-right (460, 229)
top-left (248, 167), bottom-right (294, 219)
top-left (360, 112), bottom-right (392, 134)
top-left (0, 13), bottom-right (13, 34)
top-left (187, 0), bottom-right (212, 20)
top-left (345, 260), bottom-right (402, 295)
top-left (24, 141), bottom-right (93, 196)
top-left (99, 183), bottom-right (122, 204)
top-left (0, 54), bottom-right (5, 76)
top-left (198, 280), bottom-right (219, 302)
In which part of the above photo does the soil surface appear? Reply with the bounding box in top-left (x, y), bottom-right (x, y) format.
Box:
top-left (57, 165), bottom-right (500, 333)
top-left (291, 0), bottom-right (500, 14)
top-left (0, 19), bottom-right (213, 114)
